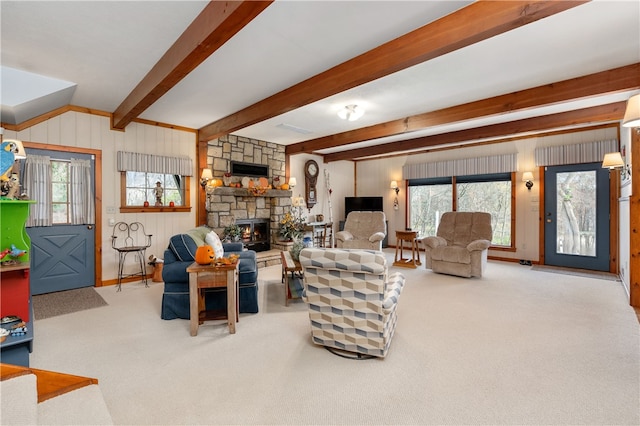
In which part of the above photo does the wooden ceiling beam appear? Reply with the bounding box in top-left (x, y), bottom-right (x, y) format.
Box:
top-left (198, 0), bottom-right (586, 142)
top-left (323, 101), bottom-right (627, 162)
top-left (287, 63), bottom-right (640, 155)
top-left (111, 1), bottom-right (273, 131)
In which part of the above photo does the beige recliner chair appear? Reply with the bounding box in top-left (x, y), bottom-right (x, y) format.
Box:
top-left (335, 211), bottom-right (386, 250)
top-left (420, 212), bottom-right (492, 278)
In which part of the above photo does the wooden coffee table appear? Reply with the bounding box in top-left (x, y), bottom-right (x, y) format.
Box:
top-left (186, 262), bottom-right (239, 335)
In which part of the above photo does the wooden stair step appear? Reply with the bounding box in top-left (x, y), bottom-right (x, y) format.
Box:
top-left (0, 362), bottom-right (98, 403)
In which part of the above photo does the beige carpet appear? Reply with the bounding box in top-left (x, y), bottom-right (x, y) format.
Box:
top-left (29, 250), bottom-right (640, 425)
top-left (531, 264), bottom-right (620, 281)
top-left (32, 287), bottom-right (108, 320)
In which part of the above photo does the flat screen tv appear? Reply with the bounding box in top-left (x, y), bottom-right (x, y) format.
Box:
top-left (345, 196), bottom-right (383, 217)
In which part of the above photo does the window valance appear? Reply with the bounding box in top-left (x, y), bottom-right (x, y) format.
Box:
top-left (117, 151), bottom-right (193, 176)
top-left (402, 153), bottom-right (517, 180)
top-left (534, 139), bottom-right (618, 167)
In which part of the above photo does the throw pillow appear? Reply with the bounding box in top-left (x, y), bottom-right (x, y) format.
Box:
top-left (205, 231), bottom-right (224, 259)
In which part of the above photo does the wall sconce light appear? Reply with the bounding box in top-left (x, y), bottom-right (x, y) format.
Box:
top-left (622, 93), bottom-right (640, 134)
top-left (288, 177), bottom-right (297, 189)
top-left (522, 172), bottom-right (534, 191)
top-left (337, 104), bottom-right (365, 121)
top-left (390, 180), bottom-right (400, 210)
top-left (602, 152), bottom-right (631, 179)
top-left (200, 168), bottom-right (213, 189)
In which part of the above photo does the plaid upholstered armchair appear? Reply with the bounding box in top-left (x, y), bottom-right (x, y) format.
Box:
top-left (299, 248), bottom-right (405, 358)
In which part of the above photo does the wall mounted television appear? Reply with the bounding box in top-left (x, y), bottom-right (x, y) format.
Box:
top-left (344, 196), bottom-right (383, 217)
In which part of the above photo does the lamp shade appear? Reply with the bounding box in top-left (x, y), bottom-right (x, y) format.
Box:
top-left (622, 93), bottom-right (640, 128)
top-left (390, 180), bottom-right (398, 189)
top-left (288, 177), bottom-right (297, 188)
top-left (200, 168), bottom-right (213, 180)
top-left (601, 152), bottom-right (624, 169)
top-left (521, 172), bottom-right (534, 182)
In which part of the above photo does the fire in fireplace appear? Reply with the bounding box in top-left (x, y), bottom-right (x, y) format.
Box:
top-left (235, 219), bottom-right (270, 252)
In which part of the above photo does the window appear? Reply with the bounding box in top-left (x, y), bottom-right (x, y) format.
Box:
top-left (124, 172), bottom-right (184, 206)
top-left (409, 178), bottom-right (452, 238)
top-left (409, 173), bottom-right (514, 248)
top-left (456, 174), bottom-right (513, 247)
top-left (51, 160), bottom-right (70, 224)
top-left (116, 151), bottom-right (193, 213)
top-left (120, 172), bottom-right (190, 212)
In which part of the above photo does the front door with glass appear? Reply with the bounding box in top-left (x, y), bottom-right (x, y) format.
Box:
top-left (543, 162), bottom-right (610, 271)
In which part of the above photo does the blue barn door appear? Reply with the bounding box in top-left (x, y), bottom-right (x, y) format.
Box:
top-left (24, 149), bottom-right (95, 295)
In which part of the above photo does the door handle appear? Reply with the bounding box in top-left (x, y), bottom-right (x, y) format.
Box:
top-left (87, 225), bottom-right (93, 230)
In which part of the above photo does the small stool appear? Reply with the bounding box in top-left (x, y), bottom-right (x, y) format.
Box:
top-left (393, 230), bottom-right (421, 268)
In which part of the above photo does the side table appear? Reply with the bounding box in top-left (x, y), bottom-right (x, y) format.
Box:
top-left (186, 262), bottom-right (239, 335)
top-left (281, 251), bottom-right (304, 306)
top-left (393, 230), bottom-right (422, 269)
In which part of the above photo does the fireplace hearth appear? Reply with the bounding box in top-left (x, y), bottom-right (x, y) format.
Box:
top-left (236, 219), bottom-right (270, 252)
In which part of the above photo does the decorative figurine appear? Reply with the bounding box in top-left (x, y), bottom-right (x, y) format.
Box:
top-left (9, 244), bottom-right (26, 258)
top-left (154, 181), bottom-right (163, 206)
top-left (5, 173), bottom-right (20, 199)
top-left (0, 248), bottom-right (11, 260)
top-left (0, 141), bottom-right (18, 181)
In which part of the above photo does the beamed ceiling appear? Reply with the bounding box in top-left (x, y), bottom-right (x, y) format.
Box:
top-left (1, 1), bottom-right (639, 162)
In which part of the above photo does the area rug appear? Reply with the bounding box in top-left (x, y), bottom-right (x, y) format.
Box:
top-left (531, 264), bottom-right (620, 281)
top-left (32, 287), bottom-right (108, 320)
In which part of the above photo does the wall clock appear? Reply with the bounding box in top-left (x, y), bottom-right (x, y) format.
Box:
top-left (304, 159), bottom-right (319, 211)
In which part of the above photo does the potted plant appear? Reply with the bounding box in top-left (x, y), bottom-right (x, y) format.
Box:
top-left (224, 224), bottom-right (242, 242)
top-left (279, 210), bottom-right (306, 242)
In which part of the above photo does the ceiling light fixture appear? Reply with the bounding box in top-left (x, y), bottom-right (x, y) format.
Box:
top-left (337, 104), bottom-right (364, 121)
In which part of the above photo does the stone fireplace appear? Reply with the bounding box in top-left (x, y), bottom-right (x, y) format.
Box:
top-left (203, 135), bottom-right (293, 251)
top-left (236, 218), bottom-right (270, 252)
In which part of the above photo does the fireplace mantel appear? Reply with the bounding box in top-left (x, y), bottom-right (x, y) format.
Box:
top-left (209, 187), bottom-right (293, 198)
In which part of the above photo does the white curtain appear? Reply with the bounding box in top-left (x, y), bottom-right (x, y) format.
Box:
top-left (24, 155), bottom-right (52, 227)
top-left (117, 151), bottom-right (193, 176)
top-left (70, 158), bottom-right (95, 224)
top-left (534, 139), bottom-right (618, 166)
top-left (403, 153), bottom-right (518, 180)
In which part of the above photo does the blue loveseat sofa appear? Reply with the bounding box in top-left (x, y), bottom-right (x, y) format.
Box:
top-left (160, 226), bottom-right (259, 320)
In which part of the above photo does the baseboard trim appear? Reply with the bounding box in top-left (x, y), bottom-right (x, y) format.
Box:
top-left (100, 274), bottom-right (153, 287)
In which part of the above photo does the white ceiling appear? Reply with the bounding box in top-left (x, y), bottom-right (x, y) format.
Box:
top-left (1, 0), bottom-right (639, 159)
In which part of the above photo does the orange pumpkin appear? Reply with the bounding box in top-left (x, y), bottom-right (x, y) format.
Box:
top-left (280, 183), bottom-right (289, 190)
top-left (209, 178), bottom-right (223, 188)
top-left (195, 245), bottom-right (215, 265)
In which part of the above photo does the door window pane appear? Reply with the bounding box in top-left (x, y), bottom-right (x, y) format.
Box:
top-left (51, 160), bottom-right (70, 224)
top-left (555, 171), bottom-right (596, 256)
